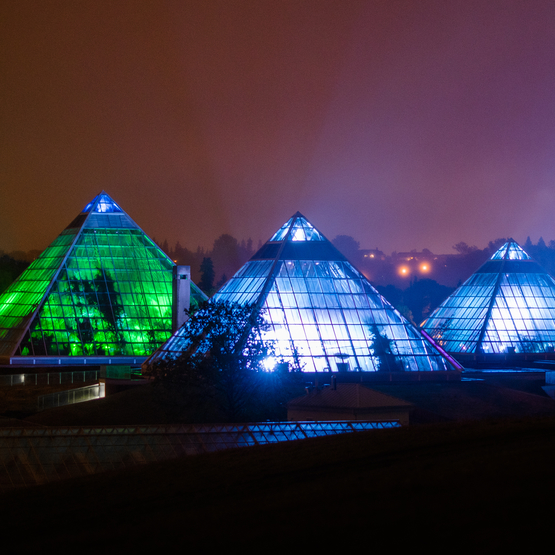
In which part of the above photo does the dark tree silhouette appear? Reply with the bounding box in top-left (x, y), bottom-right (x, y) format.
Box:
top-left (453, 242), bottom-right (478, 255)
top-left (211, 234), bottom-right (241, 285)
top-left (199, 257), bottom-right (215, 294)
top-left (145, 301), bottom-right (284, 422)
top-left (332, 235), bottom-right (362, 264)
top-left (0, 254), bottom-right (29, 294)
top-left (368, 324), bottom-right (404, 372)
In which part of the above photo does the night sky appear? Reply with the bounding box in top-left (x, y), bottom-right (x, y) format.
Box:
top-left (3, 0), bottom-right (555, 255)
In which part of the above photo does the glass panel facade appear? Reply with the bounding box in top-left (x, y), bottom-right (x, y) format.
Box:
top-left (423, 240), bottom-right (555, 354)
top-left (0, 192), bottom-right (198, 360)
top-left (490, 241), bottom-right (531, 260)
top-left (270, 214), bottom-right (325, 242)
top-left (0, 229), bottom-right (79, 356)
top-left (83, 192), bottom-right (123, 214)
top-left (16, 228), bottom-right (174, 358)
top-left (217, 259), bottom-right (451, 372)
top-left (151, 213), bottom-right (455, 372)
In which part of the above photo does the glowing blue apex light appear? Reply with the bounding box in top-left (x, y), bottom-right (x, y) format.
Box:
top-left (83, 192), bottom-right (123, 214)
top-left (147, 213), bottom-right (459, 373)
top-left (490, 240), bottom-right (531, 260)
top-left (270, 212), bottom-right (325, 242)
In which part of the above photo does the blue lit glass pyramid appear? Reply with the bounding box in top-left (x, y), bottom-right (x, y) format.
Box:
top-left (148, 213), bottom-right (459, 373)
top-left (0, 192), bottom-right (206, 365)
top-left (422, 240), bottom-right (555, 357)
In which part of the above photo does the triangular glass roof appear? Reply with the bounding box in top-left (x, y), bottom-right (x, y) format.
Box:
top-left (490, 241), bottom-right (531, 260)
top-left (0, 192), bottom-right (206, 363)
top-left (83, 192), bottom-right (123, 214)
top-left (148, 213), bottom-right (459, 373)
top-left (270, 213), bottom-right (326, 242)
top-left (422, 240), bottom-right (555, 355)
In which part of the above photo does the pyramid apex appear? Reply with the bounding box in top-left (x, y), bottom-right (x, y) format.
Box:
top-left (82, 191), bottom-right (123, 214)
top-left (266, 212), bottom-right (327, 243)
top-left (490, 240), bottom-right (530, 261)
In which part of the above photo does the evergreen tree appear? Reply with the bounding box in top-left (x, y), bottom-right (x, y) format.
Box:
top-left (332, 235), bottom-right (362, 264)
top-left (211, 234), bottom-right (241, 284)
top-left (199, 257), bottom-right (215, 294)
top-left (246, 238), bottom-right (253, 258)
top-left (524, 236), bottom-right (533, 250)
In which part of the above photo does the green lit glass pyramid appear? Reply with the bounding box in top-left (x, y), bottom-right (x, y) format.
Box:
top-left (422, 240), bottom-right (555, 357)
top-left (148, 213), bottom-right (459, 373)
top-left (0, 192), bottom-right (205, 364)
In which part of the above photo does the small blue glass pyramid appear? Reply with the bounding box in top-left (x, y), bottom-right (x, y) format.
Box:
top-left (422, 240), bottom-right (555, 356)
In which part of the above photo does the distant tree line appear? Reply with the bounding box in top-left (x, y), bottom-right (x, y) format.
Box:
top-left (331, 235), bottom-right (555, 288)
top-left (331, 235), bottom-right (555, 326)
top-left (155, 234), bottom-right (260, 295)
top-left (6, 234), bottom-right (555, 323)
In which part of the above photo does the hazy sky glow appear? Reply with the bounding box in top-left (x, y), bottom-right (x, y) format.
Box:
top-left (3, 0), bottom-right (555, 255)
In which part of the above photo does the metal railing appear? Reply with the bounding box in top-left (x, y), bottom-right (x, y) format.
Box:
top-left (0, 370), bottom-right (98, 387)
top-left (37, 384), bottom-right (105, 411)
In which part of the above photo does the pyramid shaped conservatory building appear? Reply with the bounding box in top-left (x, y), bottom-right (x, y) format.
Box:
top-left (422, 240), bottom-right (555, 364)
top-left (148, 213), bottom-right (460, 373)
top-left (0, 192), bottom-right (205, 366)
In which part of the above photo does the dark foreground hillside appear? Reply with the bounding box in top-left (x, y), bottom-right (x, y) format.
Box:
top-left (2, 415), bottom-right (555, 552)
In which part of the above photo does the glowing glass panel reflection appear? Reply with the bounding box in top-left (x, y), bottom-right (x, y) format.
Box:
top-left (150, 212), bottom-right (454, 373)
top-left (155, 258), bottom-right (453, 372)
top-left (270, 215), bottom-right (325, 242)
top-left (16, 228), bottom-right (174, 358)
top-left (491, 241), bottom-right (531, 260)
top-left (83, 193), bottom-right (123, 214)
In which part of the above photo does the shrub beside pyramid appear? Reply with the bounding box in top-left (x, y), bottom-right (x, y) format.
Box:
top-left (148, 213), bottom-right (459, 373)
top-left (422, 240), bottom-right (555, 360)
top-left (0, 192), bottom-right (205, 365)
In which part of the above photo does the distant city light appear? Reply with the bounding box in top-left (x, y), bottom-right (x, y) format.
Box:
top-left (399, 266), bottom-right (409, 276)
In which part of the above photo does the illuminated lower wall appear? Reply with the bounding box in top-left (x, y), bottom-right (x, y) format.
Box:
top-left (215, 260), bottom-right (453, 372)
top-left (153, 259), bottom-right (455, 372)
